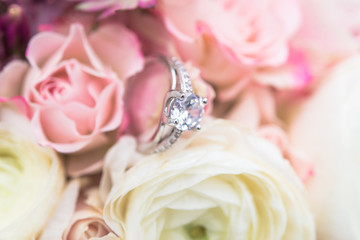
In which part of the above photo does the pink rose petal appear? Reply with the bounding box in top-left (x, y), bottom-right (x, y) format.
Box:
top-left (0, 60), bottom-right (29, 98)
top-left (89, 23), bottom-right (144, 80)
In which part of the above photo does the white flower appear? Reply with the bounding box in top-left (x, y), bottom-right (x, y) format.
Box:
top-left (289, 55), bottom-right (360, 239)
top-left (0, 99), bottom-right (65, 239)
top-left (103, 120), bottom-right (315, 240)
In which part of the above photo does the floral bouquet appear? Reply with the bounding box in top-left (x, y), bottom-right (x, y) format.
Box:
top-left (1, 0), bottom-right (359, 239)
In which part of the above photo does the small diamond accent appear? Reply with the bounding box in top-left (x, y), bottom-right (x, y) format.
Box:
top-left (169, 93), bottom-right (204, 131)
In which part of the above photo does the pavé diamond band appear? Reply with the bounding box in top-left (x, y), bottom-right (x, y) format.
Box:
top-left (137, 56), bottom-right (207, 154)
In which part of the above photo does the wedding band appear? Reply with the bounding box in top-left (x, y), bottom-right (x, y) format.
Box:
top-left (137, 56), bottom-right (207, 154)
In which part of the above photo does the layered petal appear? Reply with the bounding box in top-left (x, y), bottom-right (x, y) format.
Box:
top-left (103, 120), bottom-right (315, 240)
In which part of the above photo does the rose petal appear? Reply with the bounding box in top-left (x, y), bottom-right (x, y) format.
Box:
top-left (0, 60), bottom-right (29, 98)
top-left (26, 32), bottom-right (66, 69)
top-left (89, 23), bottom-right (144, 80)
top-left (32, 109), bottom-right (91, 152)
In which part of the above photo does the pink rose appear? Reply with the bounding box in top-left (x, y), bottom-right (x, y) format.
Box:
top-left (22, 23), bottom-right (144, 153)
top-left (63, 186), bottom-right (114, 240)
top-left (156, 0), bottom-right (301, 98)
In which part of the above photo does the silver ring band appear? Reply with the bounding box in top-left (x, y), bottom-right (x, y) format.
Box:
top-left (137, 56), bottom-right (207, 154)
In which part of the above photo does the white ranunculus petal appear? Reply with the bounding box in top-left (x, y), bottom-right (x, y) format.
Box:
top-left (160, 190), bottom-right (218, 210)
top-left (289, 55), bottom-right (360, 239)
top-left (0, 103), bottom-right (65, 239)
top-left (162, 209), bottom-right (208, 229)
top-left (191, 176), bottom-right (241, 205)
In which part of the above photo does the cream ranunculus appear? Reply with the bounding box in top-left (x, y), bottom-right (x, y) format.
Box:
top-left (103, 120), bottom-right (315, 240)
top-left (0, 99), bottom-right (65, 239)
top-left (289, 55), bottom-right (360, 239)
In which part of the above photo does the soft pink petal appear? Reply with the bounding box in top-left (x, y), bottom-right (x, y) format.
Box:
top-left (273, 0), bottom-right (302, 36)
top-left (0, 60), bottom-right (29, 98)
top-left (216, 76), bottom-right (251, 102)
top-left (95, 82), bottom-right (123, 132)
top-left (89, 23), bottom-right (144, 80)
top-left (32, 109), bottom-right (91, 152)
top-left (65, 61), bottom-right (99, 107)
top-left (138, 0), bottom-right (156, 8)
top-left (62, 102), bottom-right (96, 135)
top-left (126, 10), bottom-right (174, 56)
top-left (226, 91), bottom-right (261, 130)
top-left (26, 32), bottom-right (66, 69)
top-left (225, 84), bottom-right (277, 129)
top-left (42, 24), bottom-right (105, 72)
top-left (124, 59), bottom-right (170, 138)
top-left (7, 96), bottom-right (32, 119)
top-left (258, 125), bottom-right (314, 182)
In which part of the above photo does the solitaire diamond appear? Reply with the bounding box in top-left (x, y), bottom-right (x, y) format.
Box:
top-left (169, 93), bottom-right (204, 131)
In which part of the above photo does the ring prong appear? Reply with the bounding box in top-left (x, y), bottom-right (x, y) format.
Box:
top-left (202, 97), bottom-right (208, 105)
top-left (166, 91), bottom-right (185, 100)
top-left (180, 93), bottom-right (186, 100)
top-left (196, 125), bottom-right (201, 131)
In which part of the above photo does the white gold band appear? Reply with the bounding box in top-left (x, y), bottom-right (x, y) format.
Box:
top-left (137, 56), bottom-right (207, 154)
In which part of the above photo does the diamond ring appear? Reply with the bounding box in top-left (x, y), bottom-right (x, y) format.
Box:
top-left (137, 56), bottom-right (207, 154)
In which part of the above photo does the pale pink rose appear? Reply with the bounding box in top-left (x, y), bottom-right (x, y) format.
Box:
top-left (156, 0), bottom-right (301, 98)
top-left (21, 23), bottom-right (144, 153)
top-left (63, 188), bottom-right (114, 240)
top-left (75, 0), bottom-right (156, 18)
top-left (41, 178), bottom-right (118, 240)
top-left (123, 58), bottom-right (214, 143)
top-left (253, 0), bottom-right (360, 95)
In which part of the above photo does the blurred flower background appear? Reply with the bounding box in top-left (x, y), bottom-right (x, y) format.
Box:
top-left (0, 0), bottom-right (360, 239)
top-left (0, 0), bottom-right (74, 68)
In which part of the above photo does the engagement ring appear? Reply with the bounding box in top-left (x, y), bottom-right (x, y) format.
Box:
top-left (137, 56), bottom-right (207, 154)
